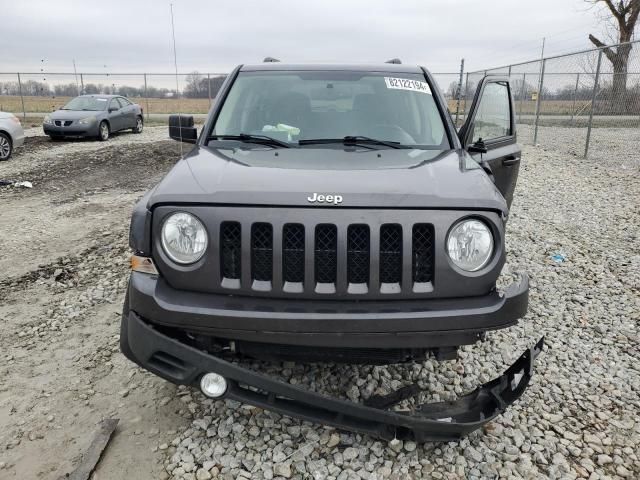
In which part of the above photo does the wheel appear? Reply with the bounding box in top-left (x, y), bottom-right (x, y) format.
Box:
top-left (0, 132), bottom-right (12, 161)
top-left (98, 121), bottom-right (110, 141)
top-left (132, 116), bottom-right (143, 134)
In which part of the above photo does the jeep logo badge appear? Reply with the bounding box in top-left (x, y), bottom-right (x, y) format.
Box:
top-left (307, 193), bottom-right (343, 205)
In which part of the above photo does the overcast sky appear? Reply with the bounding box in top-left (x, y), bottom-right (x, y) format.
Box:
top-left (1, 0), bottom-right (610, 74)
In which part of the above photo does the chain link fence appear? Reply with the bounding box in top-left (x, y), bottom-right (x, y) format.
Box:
top-left (2, 43), bottom-right (638, 160)
top-left (463, 40), bottom-right (640, 159)
top-left (0, 71), bottom-right (457, 118)
top-left (0, 70), bottom-right (463, 121)
top-left (0, 72), bottom-right (229, 120)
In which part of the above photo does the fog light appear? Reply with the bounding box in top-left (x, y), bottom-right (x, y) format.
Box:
top-left (200, 373), bottom-right (227, 398)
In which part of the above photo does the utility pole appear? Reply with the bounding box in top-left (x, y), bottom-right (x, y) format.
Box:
top-left (454, 58), bottom-right (465, 127)
top-left (532, 37), bottom-right (546, 144)
top-left (73, 59), bottom-right (80, 95)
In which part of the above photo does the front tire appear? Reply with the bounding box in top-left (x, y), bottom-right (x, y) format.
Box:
top-left (98, 121), bottom-right (110, 141)
top-left (0, 133), bottom-right (12, 161)
top-left (132, 116), bottom-right (143, 134)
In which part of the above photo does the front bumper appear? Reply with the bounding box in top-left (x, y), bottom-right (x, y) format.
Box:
top-left (43, 123), bottom-right (98, 137)
top-left (123, 311), bottom-right (543, 442)
top-left (128, 271), bottom-right (529, 348)
top-left (12, 128), bottom-right (25, 148)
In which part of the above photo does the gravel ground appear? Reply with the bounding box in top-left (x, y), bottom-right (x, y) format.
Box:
top-left (0, 129), bottom-right (638, 479)
top-left (160, 142), bottom-right (640, 480)
top-left (518, 125), bottom-right (640, 167)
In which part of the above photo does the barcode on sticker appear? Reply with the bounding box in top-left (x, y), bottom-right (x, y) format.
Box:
top-left (384, 77), bottom-right (431, 94)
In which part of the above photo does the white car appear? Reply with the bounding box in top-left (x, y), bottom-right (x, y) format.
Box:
top-left (0, 112), bottom-right (25, 161)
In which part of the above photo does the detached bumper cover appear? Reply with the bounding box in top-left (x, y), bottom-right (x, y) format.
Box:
top-left (124, 311), bottom-right (543, 442)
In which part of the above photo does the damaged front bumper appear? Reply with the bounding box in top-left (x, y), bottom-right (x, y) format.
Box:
top-left (124, 311), bottom-right (544, 442)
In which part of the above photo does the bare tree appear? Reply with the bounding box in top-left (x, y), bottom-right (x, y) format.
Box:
top-left (184, 71), bottom-right (204, 98)
top-left (587, 0), bottom-right (640, 102)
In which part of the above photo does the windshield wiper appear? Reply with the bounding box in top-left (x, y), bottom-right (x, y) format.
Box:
top-left (208, 133), bottom-right (292, 148)
top-left (299, 136), bottom-right (407, 149)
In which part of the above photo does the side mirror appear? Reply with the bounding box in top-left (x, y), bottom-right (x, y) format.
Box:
top-left (109, 106), bottom-right (119, 113)
top-left (468, 139), bottom-right (488, 154)
top-left (169, 115), bottom-right (197, 144)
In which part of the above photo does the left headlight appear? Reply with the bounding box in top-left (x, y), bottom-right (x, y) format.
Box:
top-left (446, 219), bottom-right (494, 272)
top-left (43, 115), bottom-right (53, 125)
top-left (161, 212), bottom-right (208, 264)
top-left (78, 116), bottom-right (96, 125)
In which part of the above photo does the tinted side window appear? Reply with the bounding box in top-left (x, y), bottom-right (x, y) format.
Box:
top-left (472, 82), bottom-right (511, 143)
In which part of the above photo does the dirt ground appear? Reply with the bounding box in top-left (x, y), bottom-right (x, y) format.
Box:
top-left (0, 127), bottom-right (189, 479)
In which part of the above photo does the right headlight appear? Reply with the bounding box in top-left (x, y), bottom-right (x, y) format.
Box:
top-left (78, 116), bottom-right (96, 125)
top-left (161, 212), bottom-right (208, 264)
top-left (446, 219), bottom-right (494, 272)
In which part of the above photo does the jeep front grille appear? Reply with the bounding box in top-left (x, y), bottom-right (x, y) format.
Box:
top-left (217, 218), bottom-right (434, 296)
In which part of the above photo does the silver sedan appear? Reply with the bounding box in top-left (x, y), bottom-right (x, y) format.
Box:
top-left (0, 111), bottom-right (25, 161)
top-left (43, 94), bottom-right (144, 141)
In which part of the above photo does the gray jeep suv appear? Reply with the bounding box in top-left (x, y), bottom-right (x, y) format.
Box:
top-left (121, 61), bottom-right (543, 442)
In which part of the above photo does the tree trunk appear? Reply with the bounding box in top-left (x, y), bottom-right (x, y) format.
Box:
top-left (610, 44), bottom-right (632, 112)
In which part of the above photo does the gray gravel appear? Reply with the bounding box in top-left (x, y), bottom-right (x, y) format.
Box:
top-left (161, 143), bottom-right (640, 479)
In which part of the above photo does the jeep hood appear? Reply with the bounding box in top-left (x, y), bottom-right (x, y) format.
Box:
top-left (147, 146), bottom-right (507, 212)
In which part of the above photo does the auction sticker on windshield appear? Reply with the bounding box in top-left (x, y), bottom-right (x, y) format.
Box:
top-left (384, 77), bottom-right (431, 94)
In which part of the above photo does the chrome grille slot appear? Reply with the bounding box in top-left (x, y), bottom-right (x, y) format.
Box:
top-left (251, 223), bottom-right (273, 290)
top-left (314, 224), bottom-right (337, 292)
top-left (347, 224), bottom-right (370, 293)
top-left (379, 224), bottom-right (402, 293)
top-left (220, 221), bottom-right (241, 288)
top-left (282, 224), bottom-right (305, 287)
top-left (412, 224), bottom-right (435, 282)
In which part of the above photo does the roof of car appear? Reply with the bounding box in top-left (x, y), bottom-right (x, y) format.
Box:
top-left (240, 63), bottom-right (425, 74)
top-left (80, 94), bottom-right (120, 98)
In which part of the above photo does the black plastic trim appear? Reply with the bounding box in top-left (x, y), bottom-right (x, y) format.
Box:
top-left (123, 310), bottom-right (543, 442)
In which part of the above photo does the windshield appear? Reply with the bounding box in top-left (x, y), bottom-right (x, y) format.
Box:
top-left (62, 97), bottom-right (108, 111)
top-left (211, 70), bottom-right (448, 149)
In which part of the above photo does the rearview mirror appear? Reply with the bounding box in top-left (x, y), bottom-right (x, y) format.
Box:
top-left (169, 115), bottom-right (197, 144)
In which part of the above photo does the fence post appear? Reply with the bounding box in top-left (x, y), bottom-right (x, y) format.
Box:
top-left (519, 73), bottom-right (526, 119)
top-left (454, 58), bottom-right (465, 127)
top-left (16, 73), bottom-right (26, 121)
top-left (533, 59), bottom-right (546, 145)
top-left (571, 73), bottom-right (579, 122)
top-left (143, 74), bottom-right (150, 121)
top-left (207, 73), bottom-right (212, 107)
top-left (584, 49), bottom-right (603, 159)
top-left (80, 73), bottom-right (84, 94)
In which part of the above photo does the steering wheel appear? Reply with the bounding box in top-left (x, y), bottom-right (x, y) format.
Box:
top-left (370, 124), bottom-right (416, 144)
